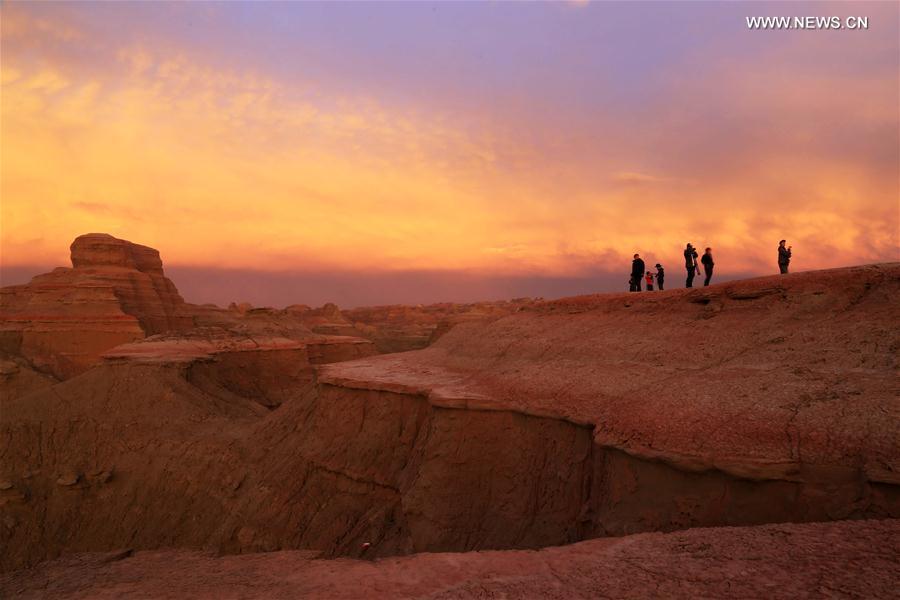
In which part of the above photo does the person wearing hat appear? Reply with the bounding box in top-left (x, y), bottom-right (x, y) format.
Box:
top-left (684, 243), bottom-right (699, 287)
top-left (655, 263), bottom-right (665, 290)
top-left (778, 240), bottom-right (792, 274)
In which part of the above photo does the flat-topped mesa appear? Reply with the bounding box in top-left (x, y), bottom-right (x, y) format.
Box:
top-left (0, 233), bottom-right (193, 379)
top-left (70, 233), bottom-right (165, 275)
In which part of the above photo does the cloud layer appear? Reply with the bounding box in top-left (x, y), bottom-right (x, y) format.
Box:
top-left (2, 2), bottom-right (897, 305)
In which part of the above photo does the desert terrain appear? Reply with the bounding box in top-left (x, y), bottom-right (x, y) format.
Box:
top-left (1, 234), bottom-right (898, 598)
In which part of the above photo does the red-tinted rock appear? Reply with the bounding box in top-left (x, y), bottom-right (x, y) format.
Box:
top-left (318, 264), bottom-right (900, 485)
top-left (340, 299), bottom-right (535, 353)
top-left (0, 354), bottom-right (56, 401)
top-left (0, 234), bottom-right (193, 379)
top-left (2, 520), bottom-right (898, 599)
top-left (102, 327), bottom-right (376, 408)
top-left (69, 233), bottom-right (164, 275)
top-left (0, 262), bottom-right (897, 577)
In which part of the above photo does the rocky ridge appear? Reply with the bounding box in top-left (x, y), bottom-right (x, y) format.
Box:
top-left (1, 261), bottom-right (897, 573)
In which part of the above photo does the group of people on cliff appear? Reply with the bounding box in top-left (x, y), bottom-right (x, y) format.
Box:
top-left (628, 240), bottom-right (792, 292)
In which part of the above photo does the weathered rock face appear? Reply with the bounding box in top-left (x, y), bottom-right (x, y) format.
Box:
top-left (103, 328), bottom-right (376, 409)
top-left (0, 234), bottom-right (192, 379)
top-left (1, 264), bottom-right (897, 572)
top-left (0, 355), bottom-right (56, 402)
top-left (190, 300), bottom-right (533, 353)
top-left (318, 264), bottom-right (900, 485)
top-left (66, 233), bottom-right (190, 335)
top-left (69, 233), bottom-right (165, 275)
top-left (3, 520), bottom-right (898, 599)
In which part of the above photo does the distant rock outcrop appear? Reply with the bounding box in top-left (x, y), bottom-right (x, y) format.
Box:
top-left (341, 299), bottom-right (537, 353)
top-left (70, 233), bottom-right (165, 274)
top-left (0, 234), bottom-right (193, 379)
top-left (1, 233), bottom-right (383, 394)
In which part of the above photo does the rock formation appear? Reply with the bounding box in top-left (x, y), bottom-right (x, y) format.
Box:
top-left (341, 299), bottom-right (536, 353)
top-left (0, 355), bottom-right (56, 403)
top-left (103, 328), bottom-right (375, 409)
top-left (0, 234), bottom-right (192, 379)
top-left (0, 234), bottom-right (381, 387)
top-left (1, 262), bottom-right (897, 576)
top-left (194, 299), bottom-right (534, 354)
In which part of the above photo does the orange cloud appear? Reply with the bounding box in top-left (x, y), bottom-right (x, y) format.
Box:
top-left (1, 3), bottom-right (897, 282)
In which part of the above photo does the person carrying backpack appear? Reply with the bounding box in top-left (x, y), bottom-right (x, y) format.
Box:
top-left (655, 263), bottom-right (665, 290)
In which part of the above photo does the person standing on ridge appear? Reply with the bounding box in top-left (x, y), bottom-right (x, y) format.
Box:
top-left (684, 243), bottom-right (699, 287)
top-left (701, 247), bottom-right (714, 286)
top-left (645, 270), bottom-right (654, 291)
top-left (778, 240), bottom-right (792, 274)
top-left (655, 263), bottom-right (665, 290)
top-left (631, 254), bottom-right (645, 292)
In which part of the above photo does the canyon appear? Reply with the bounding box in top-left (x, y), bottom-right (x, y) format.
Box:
top-left (1, 235), bottom-right (898, 597)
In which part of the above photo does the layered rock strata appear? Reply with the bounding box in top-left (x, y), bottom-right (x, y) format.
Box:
top-left (0, 234), bottom-right (192, 379)
top-left (1, 264), bottom-right (896, 571)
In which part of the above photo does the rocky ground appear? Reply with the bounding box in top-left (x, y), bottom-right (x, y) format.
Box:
top-left (2, 520), bottom-right (898, 599)
top-left (1, 234), bottom-right (898, 597)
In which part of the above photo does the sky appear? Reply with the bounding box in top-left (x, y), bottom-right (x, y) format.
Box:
top-left (1, 1), bottom-right (898, 307)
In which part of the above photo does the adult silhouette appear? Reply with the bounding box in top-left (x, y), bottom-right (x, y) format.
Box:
top-left (684, 243), bottom-right (699, 287)
top-left (778, 240), bottom-right (792, 274)
top-left (701, 247), bottom-right (714, 286)
top-left (630, 254), bottom-right (645, 292)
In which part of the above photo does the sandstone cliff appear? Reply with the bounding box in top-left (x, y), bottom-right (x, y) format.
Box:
top-left (0, 234), bottom-right (192, 379)
top-left (0, 234), bottom-right (379, 390)
top-left (1, 263), bottom-right (896, 572)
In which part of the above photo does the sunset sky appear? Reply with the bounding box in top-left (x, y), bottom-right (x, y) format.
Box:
top-left (1, 1), bottom-right (898, 306)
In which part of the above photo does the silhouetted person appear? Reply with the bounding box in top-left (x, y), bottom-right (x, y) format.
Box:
top-left (778, 240), bottom-right (792, 274)
top-left (631, 254), bottom-right (645, 292)
top-left (701, 247), bottom-right (714, 286)
top-left (645, 271), bottom-right (654, 291)
top-left (684, 243), bottom-right (699, 287)
top-left (655, 263), bottom-right (665, 290)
